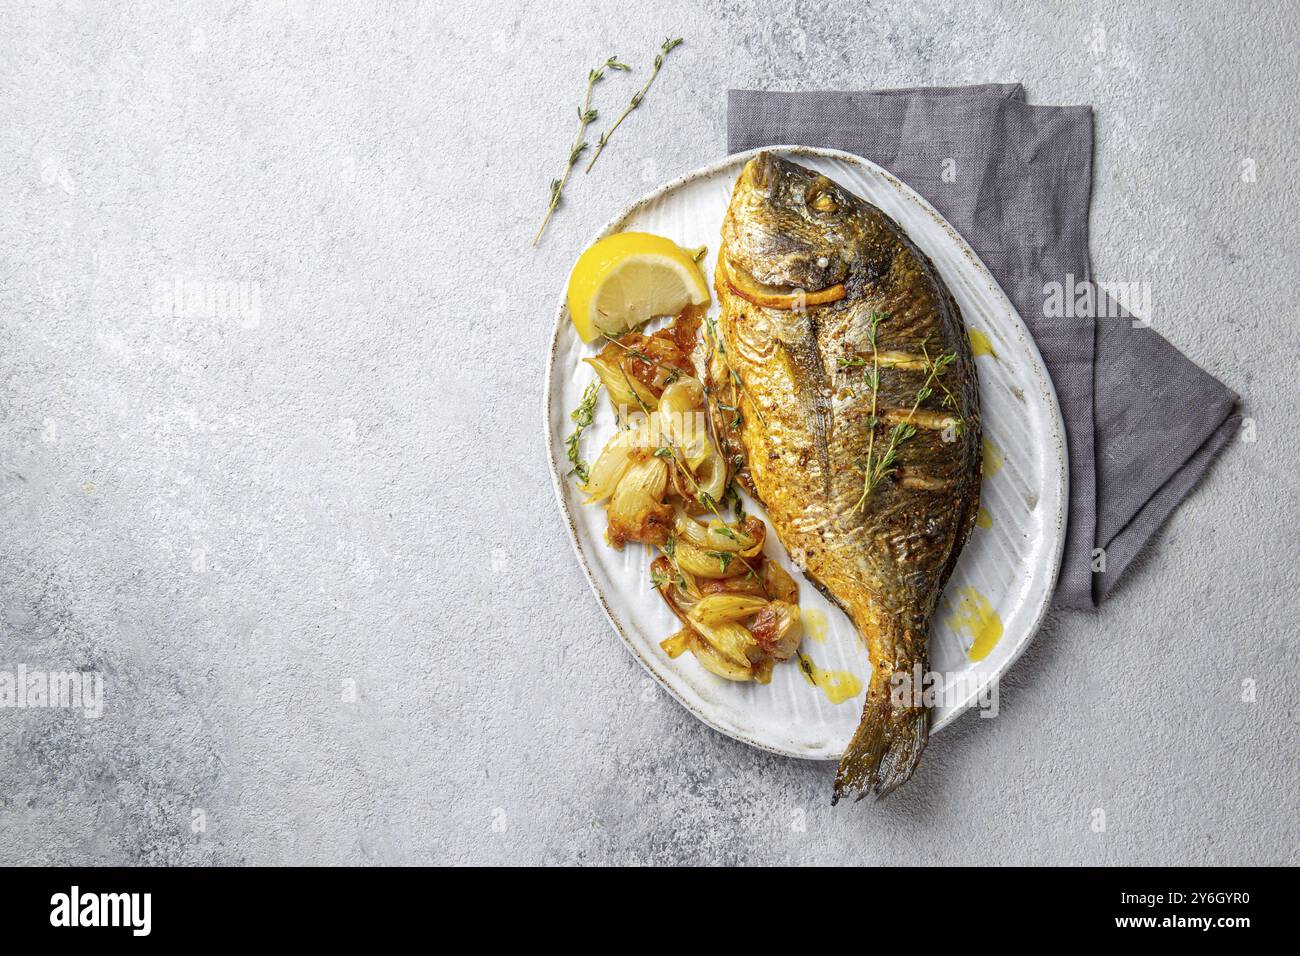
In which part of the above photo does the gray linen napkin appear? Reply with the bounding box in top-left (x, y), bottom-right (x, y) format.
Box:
top-left (728, 85), bottom-right (1239, 609)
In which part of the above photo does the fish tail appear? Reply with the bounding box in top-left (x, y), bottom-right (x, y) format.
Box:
top-left (832, 685), bottom-right (930, 803)
top-left (874, 703), bottom-right (929, 799)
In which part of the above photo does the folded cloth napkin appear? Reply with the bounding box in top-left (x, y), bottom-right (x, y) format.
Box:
top-left (728, 84), bottom-right (1239, 609)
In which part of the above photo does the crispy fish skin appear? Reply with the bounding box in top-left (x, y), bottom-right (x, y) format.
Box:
top-left (709, 153), bottom-right (981, 801)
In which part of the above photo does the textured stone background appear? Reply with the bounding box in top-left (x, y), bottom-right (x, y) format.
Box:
top-left (1, 0), bottom-right (1295, 865)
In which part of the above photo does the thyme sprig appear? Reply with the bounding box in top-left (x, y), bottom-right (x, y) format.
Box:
top-left (923, 340), bottom-right (963, 420)
top-left (656, 439), bottom-right (760, 580)
top-left (620, 364), bottom-right (652, 417)
top-left (856, 421), bottom-right (915, 506)
top-left (705, 550), bottom-right (734, 573)
top-left (600, 332), bottom-right (682, 383)
top-left (565, 381), bottom-right (602, 483)
top-left (717, 401), bottom-right (742, 429)
top-left (730, 366), bottom-right (769, 426)
top-left (653, 537), bottom-right (689, 592)
top-left (850, 313), bottom-right (961, 510)
top-left (726, 482), bottom-right (747, 522)
top-left (704, 314), bottom-right (766, 426)
top-left (584, 38), bottom-right (683, 174)
top-left (853, 311), bottom-right (889, 508)
top-left (656, 441), bottom-right (744, 536)
top-left (533, 56), bottom-right (630, 246)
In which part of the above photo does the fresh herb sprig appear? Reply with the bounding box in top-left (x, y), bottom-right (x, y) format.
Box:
top-left (923, 341), bottom-right (963, 419)
top-left (858, 421), bottom-right (916, 503)
top-left (717, 401), bottom-right (742, 429)
top-left (852, 333), bottom-right (960, 509)
top-left (656, 439), bottom-right (760, 580)
top-left (533, 56), bottom-right (630, 246)
top-left (704, 313), bottom-right (766, 426)
top-left (852, 311), bottom-right (889, 508)
top-left (726, 482), bottom-right (746, 522)
top-left (704, 550), bottom-right (734, 573)
top-left (600, 332), bottom-right (682, 384)
top-left (620, 364), bottom-right (652, 417)
top-left (565, 381), bottom-right (602, 483)
top-left (654, 536), bottom-right (690, 591)
top-left (584, 38), bottom-right (683, 174)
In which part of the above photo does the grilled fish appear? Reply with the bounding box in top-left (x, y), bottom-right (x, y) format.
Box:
top-left (707, 153), bottom-right (981, 801)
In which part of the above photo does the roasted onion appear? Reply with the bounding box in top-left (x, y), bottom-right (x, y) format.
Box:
top-left (578, 310), bottom-right (806, 686)
top-left (606, 455), bottom-right (670, 547)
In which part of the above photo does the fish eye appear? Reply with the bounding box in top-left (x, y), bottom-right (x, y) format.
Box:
top-left (807, 184), bottom-right (840, 215)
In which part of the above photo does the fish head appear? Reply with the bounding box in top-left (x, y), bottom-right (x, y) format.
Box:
top-left (724, 152), bottom-right (857, 293)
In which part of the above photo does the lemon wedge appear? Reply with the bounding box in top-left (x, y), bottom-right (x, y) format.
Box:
top-left (567, 232), bottom-right (710, 343)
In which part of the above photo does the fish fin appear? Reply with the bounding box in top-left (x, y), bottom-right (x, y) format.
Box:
top-left (832, 692), bottom-right (929, 804)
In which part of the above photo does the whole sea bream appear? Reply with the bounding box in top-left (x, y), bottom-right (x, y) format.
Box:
top-left (707, 153), bottom-right (982, 801)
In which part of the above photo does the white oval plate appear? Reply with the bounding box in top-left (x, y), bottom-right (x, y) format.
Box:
top-left (544, 146), bottom-right (1067, 759)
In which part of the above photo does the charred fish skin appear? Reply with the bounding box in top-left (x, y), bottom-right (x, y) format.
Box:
top-left (710, 153), bottom-right (982, 801)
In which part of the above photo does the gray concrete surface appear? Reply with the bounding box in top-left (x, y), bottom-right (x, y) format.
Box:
top-left (1, 0), bottom-right (1295, 865)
